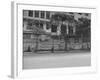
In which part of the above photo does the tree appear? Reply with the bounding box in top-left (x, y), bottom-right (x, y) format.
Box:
top-left (27, 19), bottom-right (50, 52)
top-left (76, 17), bottom-right (91, 41)
top-left (50, 13), bottom-right (75, 51)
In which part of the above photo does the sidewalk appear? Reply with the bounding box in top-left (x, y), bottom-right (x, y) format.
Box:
top-left (23, 50), bottom-right (90, 56)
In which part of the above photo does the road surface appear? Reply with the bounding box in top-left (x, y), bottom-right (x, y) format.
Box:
top-left (23, 51), bottom-right (91, 69)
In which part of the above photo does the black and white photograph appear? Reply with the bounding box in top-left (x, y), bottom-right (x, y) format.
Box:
top-left (23, 10), bottom-right (91, 69)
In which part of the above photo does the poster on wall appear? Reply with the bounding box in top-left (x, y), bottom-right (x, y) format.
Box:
top-left (11, 1), bottom-right (97, 78)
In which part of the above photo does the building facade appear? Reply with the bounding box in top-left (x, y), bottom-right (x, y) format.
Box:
top-left (23, 10), bottom-right (77, 36)
top-left (23, 10), bottom-right (91, 52)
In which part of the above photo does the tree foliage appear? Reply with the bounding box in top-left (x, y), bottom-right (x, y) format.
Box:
top-left (76, 17), bottom-right (91, 39)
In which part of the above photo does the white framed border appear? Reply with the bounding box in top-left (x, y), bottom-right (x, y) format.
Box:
top-left (11, 1), bottom-right (97, 78)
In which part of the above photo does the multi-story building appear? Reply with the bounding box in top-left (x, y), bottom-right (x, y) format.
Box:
top-left (23, 10), bottom-right (77, 36)
top-left (23, 10), bottom-right (91, 39)
top-left (23, 10), bottom-right (91, 51)
top-left (23, 10), bottom-right (52, 33)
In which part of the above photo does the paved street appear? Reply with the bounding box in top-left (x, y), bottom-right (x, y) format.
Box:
top-left (23, 51), bottom-right (91, 69)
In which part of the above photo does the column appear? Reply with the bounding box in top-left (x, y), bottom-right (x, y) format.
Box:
top-left (57, 24), bottom-right (61, 35)
top-left (45, 11), bottom-right (46, 19)
top-left (66, 22), bottom-right (68, 35)
top-left (43, 22), bottom-right (46, 31)
top-left (39, 11), bottom-right (41, 18)
top-left (33, 11), bottom-right (34, 18)
top-left (73, 26), bottom-right (76, 35)
top-left (23, 21), bottom-right (28, 31)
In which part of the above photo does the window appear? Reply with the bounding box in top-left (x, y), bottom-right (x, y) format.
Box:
top-left (46, 11), bottom-right (50, 19)
top-left (28, 10), bottom-right (33, 17)
top-left (41, 11), bottom-right (45, 18)
top-left (23, 10), bottom-right (28, 17)
top-left (40, 23), bottom-right (43, 29)
top-left (35, 11), bottom-right (39, 18)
